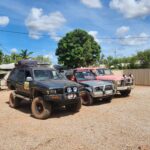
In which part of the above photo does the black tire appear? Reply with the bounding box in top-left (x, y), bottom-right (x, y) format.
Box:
top-left (80, 91), bottom-right (93, 106)
top-left (66, 99), bottom-right (81, 112)
top-left (120, 90), bottom-right (131, 97)
top-left (31, 97), bottom-right (52, 119)
top-left (103, 96), bottom-right (112, 102)
top-left (9, 92), bottom-right (20, 108)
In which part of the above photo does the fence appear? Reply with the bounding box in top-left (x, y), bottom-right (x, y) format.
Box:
top-left (113, 69), bottom-right (150, 86)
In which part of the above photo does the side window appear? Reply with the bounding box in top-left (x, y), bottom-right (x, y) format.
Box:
top-left (98, 69), bottom-right (104, 75)
top-left (9, 69), bottom-right (18, 80)
top-left (25, 70), bottom-right (32, 79)
top-left (16, 70), bottom-right (25, 82)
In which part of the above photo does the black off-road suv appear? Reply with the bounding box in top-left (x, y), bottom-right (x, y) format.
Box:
top-left (7, 60), bottom-right (81, 119)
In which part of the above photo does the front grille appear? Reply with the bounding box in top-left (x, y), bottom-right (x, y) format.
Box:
top-left (120, 79), bottom-right (133, 86)
top-left (121, 80), bottom-right (126, 86)
top-left (56, 89), bottom-right (64, 94)
top-left (95, 86), bottom-right (103, 92)
top-left (105, 85), bottom-right (113, 91)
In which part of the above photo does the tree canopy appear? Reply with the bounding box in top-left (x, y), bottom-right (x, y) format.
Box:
top-left (56, 29), bottom-right (101, 68)
top-left (0, 49), bottom-right (52, 65)
top-left (33, 55), bottom-right (52, 64)
top-left (19, 49), bottom-right (33, 59)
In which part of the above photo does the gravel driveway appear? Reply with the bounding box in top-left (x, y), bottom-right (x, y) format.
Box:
top-left (0, 86), bottom-right (150, 150)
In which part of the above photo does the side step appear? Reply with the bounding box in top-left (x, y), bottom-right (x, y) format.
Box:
top-left (15, 93), bottom-right (30, 101)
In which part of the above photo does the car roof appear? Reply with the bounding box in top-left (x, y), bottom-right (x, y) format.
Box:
top-left (74, 67), bottom-right (107, 71)
top-left (15, 66), bottom-right (55, 71)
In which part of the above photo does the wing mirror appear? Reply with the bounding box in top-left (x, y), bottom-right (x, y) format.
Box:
top-left (26, 77), bottom-right (33, 82)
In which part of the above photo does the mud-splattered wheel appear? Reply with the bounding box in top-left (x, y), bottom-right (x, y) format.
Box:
top-left (9, 92), bottom-right (20, 108)
top-left (120, 90), bottom-right (131, 97)
top-left (31, 97), bottom-right (52, 119)
top-left (80, 91), bottom-right (93, 106)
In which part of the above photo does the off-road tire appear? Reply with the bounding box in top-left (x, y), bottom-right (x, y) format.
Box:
top-left (31, 97), bottom-right (52, 119)
top-left (9, 92), bottom-right (21, 108)
top-left (103, 96), bottom-right (112, 102)
top-left (80, 91), bottom-right (93, 106)
top-left (120, 90), bottom-right (131, 97)
top-left (66, 99), bottom-right (81, 112)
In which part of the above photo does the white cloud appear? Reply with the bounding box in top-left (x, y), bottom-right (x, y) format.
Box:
top-left (49, 32), bottom-right (61, 42)
top-left (88, 31), bottom-right (100, 43)
top-left (119, 32), bottom-right (150, 46)
top-left (116, 26), bottom-right (130, 36)
top-left (25, 8), bottom-right (66, 41)
top-left (11, 48), bottom-right (18, 53)
top-left (81, 0), bottom-right (102, 8)
top-left (0, 16), bottom-right (9, 26)
top-left (110, 0), bottom-right (150, 18)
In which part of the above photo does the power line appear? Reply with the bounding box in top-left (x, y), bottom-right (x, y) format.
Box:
top-left (0, 29), bottom-right (150, 40)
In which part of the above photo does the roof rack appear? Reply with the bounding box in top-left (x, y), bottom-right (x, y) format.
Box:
top-left (15, 60), bottom-right (38, 67)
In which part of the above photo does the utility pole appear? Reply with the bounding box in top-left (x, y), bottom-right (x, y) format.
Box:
top-left (114, 48), bottom-right (117, 58)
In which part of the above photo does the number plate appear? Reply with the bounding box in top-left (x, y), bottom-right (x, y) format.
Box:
top-left (67, 94), bottom-right (77, 99)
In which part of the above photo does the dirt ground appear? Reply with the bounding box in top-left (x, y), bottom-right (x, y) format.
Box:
top-left (0, 86), bottom-right (150, 150)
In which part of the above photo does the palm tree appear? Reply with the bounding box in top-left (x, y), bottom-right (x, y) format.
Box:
top-left (19, 49), bottom-right (33, 59)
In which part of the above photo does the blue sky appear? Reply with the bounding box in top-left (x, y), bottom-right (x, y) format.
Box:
top-left (0, 0), bottom-right (150, 64)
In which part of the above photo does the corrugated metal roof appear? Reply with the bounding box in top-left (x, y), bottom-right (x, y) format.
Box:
top-left (0, 63), bottom-right (15, 70)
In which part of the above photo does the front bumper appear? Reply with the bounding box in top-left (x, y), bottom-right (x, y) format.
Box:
top-left (117, 85), bottom-right (134, 91)
top-left (44, 93), bottom-right (80, 104)
top-left (91, 90), bottom-right (114, 98)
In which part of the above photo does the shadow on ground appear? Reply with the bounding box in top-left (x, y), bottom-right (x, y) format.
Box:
top-left (6, 100), bottom-right (76, 119)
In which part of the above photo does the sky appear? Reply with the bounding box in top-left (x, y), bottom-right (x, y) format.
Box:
top-left (0, 0), bottom-right (150, 64)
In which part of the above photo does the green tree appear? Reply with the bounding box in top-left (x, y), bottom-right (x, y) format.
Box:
top-left (0, 50), bottom-right (3, 64)
top-left (137, 49), bottom-right (150, 68)
top-left (3, 55), bottom-right (11, 64)
top-left (33, 55), bottom-right (52, 64)
top-left (56, 29), bottom-right (101, 68)
top-left (19, 49), bottom-right (33, 59)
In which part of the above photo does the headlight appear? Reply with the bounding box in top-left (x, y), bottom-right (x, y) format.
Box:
top-left (67, 87), bottom-right (72, 93)
top-left (49, 89), bottom-right (57, 94)
top-left (73, 87), bottom-right (78, 92)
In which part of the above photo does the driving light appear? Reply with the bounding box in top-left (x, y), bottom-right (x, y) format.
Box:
top-left (129, 74), bottom-right (134, 78)
top-left (73, 87), bottom-right (78, 92)
top-left (67, 87), bottom-right (72, 93)
top-left (123, 74), bottom-right (127, 78)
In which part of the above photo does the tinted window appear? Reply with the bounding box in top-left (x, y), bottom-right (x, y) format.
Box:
top-left (75, 71), bottom-right (95, 81)
top-left (97, 69), bottom-right (113, 75)
top-left (25, 70), bottom-right (32, 78)
top-left (9, 69), bottom-right (18, 80)
top-left (16, 70), bottom-right (25, 82)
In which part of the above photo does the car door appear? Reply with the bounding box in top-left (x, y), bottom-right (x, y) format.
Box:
top-left (23, 69), bottom-right (32, 97)
top-left (16, 69), bottom-right (26, 96)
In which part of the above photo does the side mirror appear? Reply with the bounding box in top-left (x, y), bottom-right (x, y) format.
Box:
top-left (26, 77), bottom-right (33, 82)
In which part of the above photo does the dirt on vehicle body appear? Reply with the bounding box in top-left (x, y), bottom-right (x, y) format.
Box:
top-left (7, 60), bottom-right (81, 119)
top-left (65, 68), bottom-right (115, 105)
top-left (78, 67), bottom-right (134, 97)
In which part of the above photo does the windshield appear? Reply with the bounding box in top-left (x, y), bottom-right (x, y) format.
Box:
top-left (34, 69), bottom-right (64, 81)
top-left (97, 69), bottom-right (113, 75)
top-left (75, 71), bottom-right (95, 81)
